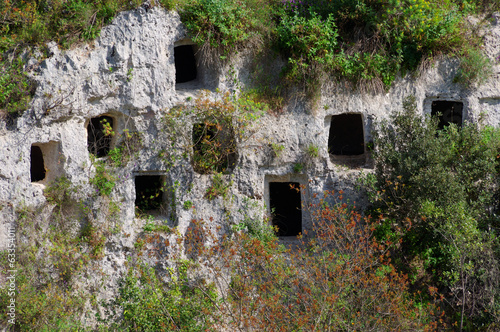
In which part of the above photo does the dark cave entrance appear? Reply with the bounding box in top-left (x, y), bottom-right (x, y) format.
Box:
top-left (192, 122), bottom-right (237, 174)
top-left (87, 116), bottom-right (114, 158)
top-left (270, 182), bottom-right (302, 237)
top-left (175, 45), bottom-right (197, 84)
top-left (30, 145), bottom-right (45, 182)
top-left (328, 113), bottom-right (365, 156)
top-left (135, 175), bottom-right (164, 212)
top-left (431, 101), bottom-right (463, 129)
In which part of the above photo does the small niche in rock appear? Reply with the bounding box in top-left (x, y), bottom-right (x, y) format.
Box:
top-left (192, 122), bottom-right (237, 174)
top-left (270, 182), bottom-right (302, 237)
top-left (431, 101), bottom-right (463, 129)
top-left (175, 45), bottom-right (197, 84)
top-left (30, 141), bottom-right (63, 184)
top-left (31, 145), bottom-right (46, 182)
top-left (135, 175), bottom-right (164, 213)
top-left (328, 113), bottom-right (365, 156)
top-left (87, 116), bottom-right (114, 157)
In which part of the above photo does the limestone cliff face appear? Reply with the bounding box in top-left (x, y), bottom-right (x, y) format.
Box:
top-left (0, 4), bottom-right (500, 317)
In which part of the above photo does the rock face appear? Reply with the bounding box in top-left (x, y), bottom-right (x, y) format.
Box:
top-left (1, 4), bottom-right (500, 322)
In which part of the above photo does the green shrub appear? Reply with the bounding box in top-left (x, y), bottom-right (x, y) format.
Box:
top-left (367, 95), bottom-right (500, 329)
top-left (454, 46), bottom-right (493, 86)
top-left (205, 172), bottom-right (232, 200)
top-left (270, 142), bottom-right (285, 158)
top-left (306, 144), bottom-right (319, 158)
top-left (183, 200), bottom-right (193, 210)
top-left (0, 202), bottom-right (90, 331)
top-left (179, 0), bottom-right (275, 54)
top-left (101, 262), bottom-right (218, 331)
top-left (293, 162), bottom-right (303, 173)
top-left (0, 57), bottom-right (36, 118)
top-left (0, 0), bottom-right (142, 52)
top-left (89, 160), bottom-right (116, 196)
top-left (276, 11), bottom-right (338, 87)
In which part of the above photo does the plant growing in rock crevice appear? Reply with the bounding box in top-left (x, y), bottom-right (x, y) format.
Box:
top-left (162, 90), bottom-right (266, 174)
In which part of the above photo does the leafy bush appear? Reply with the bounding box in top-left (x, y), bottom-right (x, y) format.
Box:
top-left (274, 0), bottom-right (472, 90)
top-left (175, 197), bottom-right (440, 330)
top-left (0, 201), bottom-right (90, 330)
top-left (179, 0), bottom-right (275, 55)
top-left (0, 57), bottom-right (36, 118)
top-left (454, 46), bottom-right (493, 86)
top-left (367, 96), bottom-right (500, 329)
top-left (0, 0), bottom-right (142, 52)
top-left (101, 261), bottom-right (218, 331)
top-left (205, 172), bottom-right (232, 200)
top-left (89, 160), bottom-right (116, 196)
top-left (103, 193), bottom-right (441, 331)
top-left (276, 11), bottom-right (337, 87)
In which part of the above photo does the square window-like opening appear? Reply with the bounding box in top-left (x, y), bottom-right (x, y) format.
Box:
top-left (87, 116), bottom-right (114, 158)
top-left (175, 45), bottom-right (197, 84)
top-left (31, 145), bottom-right (45, 182)
top-left (328, 114), bottom-right (364, 156)
top-left (270, 182), bottom-right (302, 237)
top-left (192, 122), bottom-right (237, 174)
top-left (431, 101), bottom-right (463, 129)
top-left (30, 141), bottom-right (64, 184)
top-left (135, 175), bottom-right (164, 213)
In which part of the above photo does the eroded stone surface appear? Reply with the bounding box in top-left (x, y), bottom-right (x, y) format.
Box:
top-left (1, 6), bottom-right (499, 324)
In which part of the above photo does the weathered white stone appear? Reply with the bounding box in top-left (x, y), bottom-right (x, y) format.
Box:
top-left (0, 6), bottom-right (499, 326)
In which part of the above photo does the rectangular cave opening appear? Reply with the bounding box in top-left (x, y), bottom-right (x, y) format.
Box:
top-left (192, 122), bottom-right (237, 174)
top-left (87, 115), bottom-right (114, 158)
top-left (269, 182), bottom-right (302, 237)
top-left (175, 44), bottom-right (197, 84)
top-left (31, 145), bottom-right (46, 182)
top-left (135, 175), bottom-right (164, 213)
top-left (431, 100), bottom-right (463, 129)
top-left (328, 113), bottom-right (365, 156)
top-left (30, 141), bottom-right (63, 184)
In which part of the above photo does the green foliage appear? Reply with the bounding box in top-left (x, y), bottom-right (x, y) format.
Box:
top-left (90, 159), bottom-right (116, 196)
top-left (0, 57), bottom-right (36, 118)
top-left (101, 262), bottom-right (218, 331)
top-left (233, 197), bottom-right (277, 243)
top-left (44, 176), bottom-right (76, 207)
top-left (175, 0), bottom-right (491, 92)
top-left (126, 67), bottom-right (133, 81)
top-left (108, 129), bottom-right (142, 167)
top-left (0, 0), bottom-right (141, 53)
top-left (454, 45), bottom-right (493, 86)
top-left (293, 162), bottom-right (303, 173)
top-left (178, 0), bottom-right (275, 54)
top-left (143, 216), bottom-right (173, 233)
top-left (205, 172), bottom-right (232, 200)
top-left (270, 142), bottom-right (285, 158)
top-left (306, 144), bottom-right (319, 158)
top-left (0, 203), bottom-right (88, 330)
top-left (80, 219), bottom-right (106, 259)
top-left (276, 11), bottom-right (337, 89)
top-left (1, 180), bottom-right (122, 330)
top-left (162, 90), bottom-right (265, 174)
top-left (368, 95), bottom-right (500, 328)
top-left (183, 200), bottom-right (193, 210)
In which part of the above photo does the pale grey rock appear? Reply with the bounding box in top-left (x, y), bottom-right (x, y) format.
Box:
top-left (0, 5), bottom-right (499, 328)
